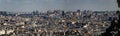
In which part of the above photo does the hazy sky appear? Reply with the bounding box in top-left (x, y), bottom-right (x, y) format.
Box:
top-left (0, 0), bottom-right (119, 12)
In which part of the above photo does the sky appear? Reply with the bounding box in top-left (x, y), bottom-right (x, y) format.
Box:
top-left (0, 0), bottom-right (119, 12)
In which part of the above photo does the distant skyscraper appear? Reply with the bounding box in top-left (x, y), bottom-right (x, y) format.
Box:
top-left (83, 10), bottom-right (87, 14)
top-left (32, 10), bottom-right (39, 15)
top-left (62, 11), bottom-right (65, 16)
top-left (77, 10), bottom-right (80, 12)
top-left (0, 11), bottom-right (7, 16)
top-left (117, 0), bottom-right (120, 8)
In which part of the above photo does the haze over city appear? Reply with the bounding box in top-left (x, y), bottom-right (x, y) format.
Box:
top-left (0, 0), bottom-right (119, 12)
top-left (0, 0), bottom-right (120, 36)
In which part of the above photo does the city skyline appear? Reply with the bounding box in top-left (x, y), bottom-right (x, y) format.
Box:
top-left (0, 0), bottom-right (119, 12)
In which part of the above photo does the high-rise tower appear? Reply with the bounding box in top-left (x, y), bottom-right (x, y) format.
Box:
top-left (117, 0), bottom-right (120, 8)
